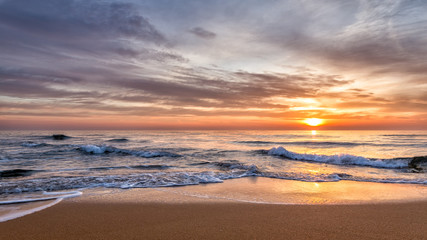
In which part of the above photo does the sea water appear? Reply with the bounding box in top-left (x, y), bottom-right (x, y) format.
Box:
top-left (1, 130), bottom-right (426, 200)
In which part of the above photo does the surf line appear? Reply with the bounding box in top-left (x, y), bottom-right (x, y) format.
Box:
top-left (0, 191), bottom-right (82, 222)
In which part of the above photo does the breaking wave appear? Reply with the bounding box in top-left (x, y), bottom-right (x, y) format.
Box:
top-left (78, 144), bottom-right (180, 158)
top-left (267, 146), bottom-right (410, 169)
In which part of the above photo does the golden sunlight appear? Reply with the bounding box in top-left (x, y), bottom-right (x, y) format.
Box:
top-left (303, 118), bottom-right (324, 127)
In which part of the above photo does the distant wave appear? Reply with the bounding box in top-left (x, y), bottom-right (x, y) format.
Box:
top-left (78, 144), bottom-right (180, 158)
top-left (19, 164), bottom-right (175, 173)
top-left (235, 140), bottom-right (424, 147)
top-left (267, 146), bottom-right (410, 169)
top-left (382, 134), bottom-right (427, 137)
top-left (235, 140), bottom-right (362, 146)
top-left (89, 164), bottom-right (173, 171)
top-left (18, 142), bottom-right (180, 158)
top-left (21, 142), bottom-right (51, 148)
top-left (0, 154), bottom-right (10, 161)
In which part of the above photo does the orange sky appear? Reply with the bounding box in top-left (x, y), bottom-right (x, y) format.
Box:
top-left (1, 0), bottom-right (426, 130)
top-left (1, 115), bottom-right (425, 130)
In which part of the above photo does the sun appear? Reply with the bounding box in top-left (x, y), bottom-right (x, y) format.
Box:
top-left (303, 118), bottom-right (324, 127)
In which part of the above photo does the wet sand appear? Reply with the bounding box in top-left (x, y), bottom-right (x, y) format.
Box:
top-left (1, 178), bottom-right (427, 239)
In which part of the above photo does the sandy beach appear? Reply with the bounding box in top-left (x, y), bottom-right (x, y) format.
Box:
top-left (2, 201), bottom-right (427, 240)
top-left (1, 178), bottom-right (427, 240)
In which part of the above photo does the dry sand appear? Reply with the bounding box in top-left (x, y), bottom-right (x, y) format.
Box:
top-left (1, 178), bottom-right (427, 240)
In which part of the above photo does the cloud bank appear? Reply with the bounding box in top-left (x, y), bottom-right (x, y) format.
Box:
top-left (0, 0), bottom-right (426, 129)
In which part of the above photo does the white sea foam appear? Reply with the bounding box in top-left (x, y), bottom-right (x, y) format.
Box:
top-left (0, 191), bottom-right (82, 222)
top-left (79, 145), bottom-right (108, 154)
top-left (1, 167), bottom-right (426, 196)
top-left (268, 146), bottom-right (409, 168)
top-left (0, 198), bottom-right (63, 223)
top-left (0, 170), bottom-right (256, 194)
top-left (78, 145), bottom-right (179, 158)
top-left (0, 191), bottom-right (82, 205)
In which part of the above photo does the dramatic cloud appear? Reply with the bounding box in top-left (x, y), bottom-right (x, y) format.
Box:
top-left (0, 0), bottom-right (426, 129)
top-left (257, 0), bottom-right (427, 79)
top-left (0, 0), bottom-right (165, 42)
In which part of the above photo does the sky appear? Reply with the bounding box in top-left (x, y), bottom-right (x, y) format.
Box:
top-left (1, 0), bottom-right (426, 130)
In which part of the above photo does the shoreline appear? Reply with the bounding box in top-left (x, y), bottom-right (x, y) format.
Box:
top-left (1, 178), bottom-right (427, 239)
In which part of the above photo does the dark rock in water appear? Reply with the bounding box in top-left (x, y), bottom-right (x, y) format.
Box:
top-left (52, 134), bottom-right (70, 140)
top-left (107, 138), bottom-right (129, 142)
top-left (254, 149), bottom-right (269, 155)
top-left (132, 165), bottom-right (171, 170)
top-left (336, 173), bottom-right (352, 179)
top-left (0, 169), bottom-right (34, 178)
top-left (408, 156), bottom-right (427, 171)
top-left (213, 161), bottom-right (260, 173)
top-left (188, 161), bottom-right (211, 166)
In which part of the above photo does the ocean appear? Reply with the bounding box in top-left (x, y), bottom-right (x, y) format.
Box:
top-left (1, 130), bottom-right (426, 201)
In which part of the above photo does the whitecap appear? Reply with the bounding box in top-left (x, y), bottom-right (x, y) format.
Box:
top-left (268, 146), bottom-right (409, 168)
